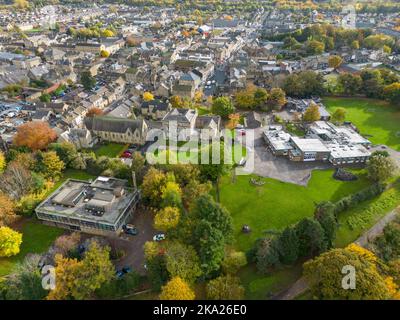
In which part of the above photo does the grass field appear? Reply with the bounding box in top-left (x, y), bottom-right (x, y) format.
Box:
top-left (148, 140), bottom-right (247, 165)
top-left (93, 143), bottom-right (127, 158)
top-left (219, 169), bottom-right (371, 252)
top-left (0, 220), bottom-right (64, 277)
top-left (323, 97), bottom-right (400, 151)
top-left (239, 263), bottom-right (303, 300)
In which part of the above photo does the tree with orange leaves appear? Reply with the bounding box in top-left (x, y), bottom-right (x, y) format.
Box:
top-left (13, 121), bottom-right (57, 151)
top-left (86, 107), bottom-right (103, 117)
top-left (226, 113), bottom-right (240, 130)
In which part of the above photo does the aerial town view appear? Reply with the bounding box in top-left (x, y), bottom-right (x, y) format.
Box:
top-left (0, 0), bottom-right (400, 309)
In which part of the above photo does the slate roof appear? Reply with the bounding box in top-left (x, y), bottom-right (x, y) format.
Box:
top-left (141, 99), bottom-right (170, 111)
top-left (195, 115), bottom-right (221, 129)
top-left (162, 108), bottom-right (197, 123)
top-left (85, 116), bottom-right (144, 134)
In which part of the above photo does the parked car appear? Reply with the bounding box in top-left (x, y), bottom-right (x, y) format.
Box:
top-left (121, 151), bottom-right (132, 158)
top-left (238, 157), bottom-right (246, 166)
top-left (153, 233), bottom-right (166, 242)
top-left (116, 267), bottom-right (131, 279)
top-left (123, 224), bottom-right (138, 235)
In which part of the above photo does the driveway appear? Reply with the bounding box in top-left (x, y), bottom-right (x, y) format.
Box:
top-left (239, 127), bottom-right (331, 186)
top-left (106, 207), bottom-right (156, 275)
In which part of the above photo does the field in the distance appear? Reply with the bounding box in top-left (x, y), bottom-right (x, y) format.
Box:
top-left (323, 97), bottom-right (400, 151)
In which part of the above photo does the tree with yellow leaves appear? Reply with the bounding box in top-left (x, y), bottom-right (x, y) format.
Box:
top-left (159, 277), bottom-right (195, 300)
top-left (0, 151), bottom-right (6, 173)
top-left (14, 0), bottom-right (29, 10)
top-left (328, 55), bottom-right (343, 69)
top-left (143, 92), bottom-right (154, 102)
top-left (304, 244), bottom-right (397, 300)
top-left (194, 90), bottom-right (203, 103)
top-left (303, 102), bottom-right (320, 122)
top-left (0, 226), bottom-right (22, 257)
top-left (100, 50), bottom-right (110, 58)
top-left (154, 207), bottom-right (180, 232)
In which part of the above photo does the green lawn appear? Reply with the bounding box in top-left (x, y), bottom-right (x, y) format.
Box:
top-left (93, 143), bottom-right (127, 158)
top-left (239, 263), bottom-right (303, 300)
top-left (0, 220), bottom-right (64, 277)
top-left (148, 140), bottom-right (247, 165)
top-left (323, 97), bottom-right (400, 151)
top-left (219, 169), bottom-right (371, 252)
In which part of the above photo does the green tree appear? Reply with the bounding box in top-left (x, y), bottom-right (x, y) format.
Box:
top-left (212, 97), bottom-right (235, 119)
top-left (277, 227), bottom-right (299, 265)
top-left (383, 82), bottom-right (400, 105)
top-left (206, 275), bottom-right (244, 300)
top-left (331, 107), bottom-right (346, 124)
top-left (40, 93), bottom-right (51, 103)
top-left (361, 69), bottom-right (384, 98)
top-left (165, 241), bottom-right (202, 283)
top-left (49, 142), bottom-right (78, 168)
top-left (338, 73), bottom-right (362, 95)
top-left (221, 249), bottom-right (247, 274)
top-left (305, 40), bottom-right (325, 55)
top-left (254, 87), bottom-right (269, 109)
top-left (4, 254), bottom-right (47, 300)
top-left (80, 71), bottom-right (96, 91)
top-left (267, 88), bottom-right (286, 110)
top-left (131, 151), bottom-right (146, 185)
top-left (193, 220), bottom-right (225, 276)
top-left (295, 218), bottom-right (327, 257)
top-left (256, 237), bottom-right (281, 272)
top-left (367, 154), bottom-right (397, 182)
top-left (314, 201), bottom-right (337, 249)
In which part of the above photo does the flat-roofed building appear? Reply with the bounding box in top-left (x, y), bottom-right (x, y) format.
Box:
top-left (263, 121), bottom-right (371, 165)
top-left (35, 176), bottom-right (140, 235)
top-left (263, 125), bottom-right (293, 156)
top-left (289, 136), bottom-right (330, 162)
